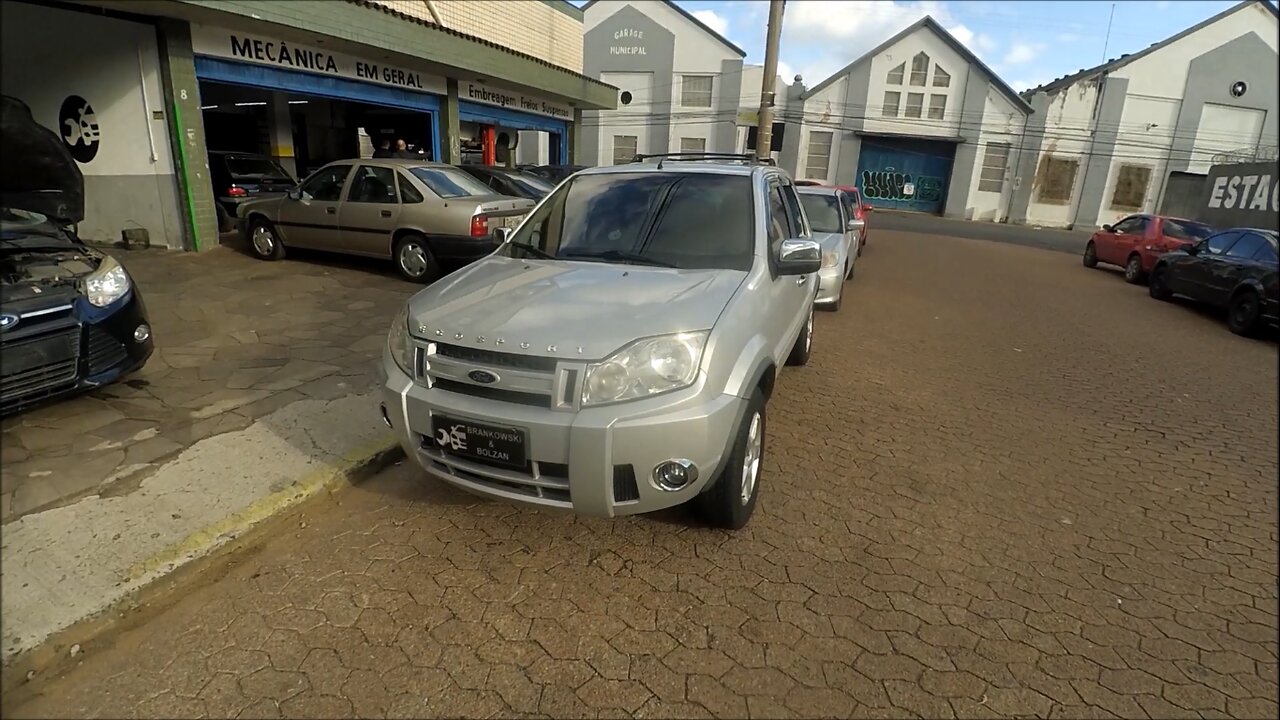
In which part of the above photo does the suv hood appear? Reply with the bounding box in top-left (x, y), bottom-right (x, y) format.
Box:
top-left (1, 95), bottom-right (84, 225)
top-left (408, 256), bottom-right (747, 361)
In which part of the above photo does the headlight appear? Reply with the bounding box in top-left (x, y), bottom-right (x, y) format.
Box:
top-left (821, 251), bottom-right (839, 268)
top-left (84, 256), bottom-right (131, 307)
top-left (387, 305), bottom-right (413, 376)
top-left (582, 331), bottom-right (709, 406)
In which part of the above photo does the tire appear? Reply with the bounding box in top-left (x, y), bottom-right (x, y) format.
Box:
top-left (857, 232), bottom-right (865, 256)
top-left (786, 302), bottom-right (814, 366)
top-left (248, 217), bottom-right (285, 261)
top-left (1124, 254), bottom-right (1147, 285)
top-left (393, 234), bottom-right (441, 284)
top-left (1083, 241), bottom-right (1098, 268)
top-left (693, 388), bottom-right (765, 530)
top-left (845, 254), bottom-right (856, 281)
top-left (1148, 265), bottom-right (1173, 301)
top-left (1227, 289), bottom-right (1263, 337)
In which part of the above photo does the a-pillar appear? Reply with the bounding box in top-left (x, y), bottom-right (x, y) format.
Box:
top-left (267, 93), bottom-right (296, 178)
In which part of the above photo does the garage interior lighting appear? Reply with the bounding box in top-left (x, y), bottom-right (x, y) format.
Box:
top-left (200, 105), bottom-right (218, 110)
top-left (288, 100), bottom-right (308, 105)
top-left (234, 101), bottom-right (267, 107)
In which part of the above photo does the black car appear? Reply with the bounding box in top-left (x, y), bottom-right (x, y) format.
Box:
top-left (458, 164), bottom-right (555, 200)
top-left (0, 95), bottom-right (154, 415)
top-left (1149, 227), bottom-right (1279, 337)
top-left (208, 151), bottom-right (296, 232)
top-left (523, 164), bottom-right (588, 184)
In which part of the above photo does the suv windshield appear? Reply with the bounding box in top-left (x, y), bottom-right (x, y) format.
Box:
top-left (798, 193), bottom-right (843, 234)
top-left (409, 167), bottom-right (494, 198)
top-left (503, 172), bottom-right (754, 271)
top-left (226, 156), bottom-right (292, 180)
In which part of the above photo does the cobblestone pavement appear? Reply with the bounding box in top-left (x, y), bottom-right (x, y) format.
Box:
top-left (0, 246), bottom-right (414, 523)
top-left (6, 230), bottom-right (1277, 719)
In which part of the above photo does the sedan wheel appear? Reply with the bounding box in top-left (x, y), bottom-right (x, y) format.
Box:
top-left (1228, 290), bottom-right (1262, 337)
top-left (1124, 255), bottom-right (1146, 285)
top-left (1083, 241), bottom-right (1098, 268)
top-left (394, 234), bottom-right (440, 283)
top-left (1149, 266), bottom-right (1173, 301)
top-left (249, 220), bottom-right (285, 260)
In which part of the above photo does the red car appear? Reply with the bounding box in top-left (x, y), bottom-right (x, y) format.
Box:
top-left (796, 180), bottom-right (873, 253)
top-left (1083, 213), bottom-right (1215, 284)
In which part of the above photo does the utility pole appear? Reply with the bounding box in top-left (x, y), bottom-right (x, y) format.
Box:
top-left (755, 0), bottom-right (785, 164)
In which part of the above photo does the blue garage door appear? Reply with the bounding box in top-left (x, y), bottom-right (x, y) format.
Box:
top-left (854, 137), bottom-right (957, 214)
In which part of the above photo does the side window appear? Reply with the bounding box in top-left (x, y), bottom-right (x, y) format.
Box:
top-left (1223, 232), bottom-right (1266, 259)
top-left (1112, 216), bottom-right (1142, 233)
top-left (347, 166), bottom-right (398, 203)
top-left (1253, 241), bottom-right (1278, 263)
top-left (300, 165), bottom-right (351, 202)
top-left (766, 183), bottom-right (789, 245)
top-left (1204, 231), bottom-right (1241, 255)
top-left (397, 173), bottom-right (424, 204)
top-left (781, 184), bottom-right (806, 237)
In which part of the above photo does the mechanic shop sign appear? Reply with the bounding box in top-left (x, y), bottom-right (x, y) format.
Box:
top-left (464, 81), bottom-right (574, 120)
top-left (190, 25), bottom-right (446, 95)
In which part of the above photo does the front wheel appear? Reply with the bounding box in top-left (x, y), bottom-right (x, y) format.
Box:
top-left (1124, 255), bottom-right (1147, 285)
top-left (248, 218), bottom-right (285, 261)
top-left (1149, 265), bottom-right (1173, 301)
top-left (1227, 289), bottom-right (1263, 337)
top-left (693, 388), bottom-right (765, 530)
top-left (1083, 241), bottom-right (1098, 268)
top-left (786, 303), bottom-right (813, 366)
top-left (394, 234), bottom-right (440, 284)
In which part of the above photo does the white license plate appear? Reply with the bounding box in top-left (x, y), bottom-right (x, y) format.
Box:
top-left (502, 216), bottom-right (523, 229)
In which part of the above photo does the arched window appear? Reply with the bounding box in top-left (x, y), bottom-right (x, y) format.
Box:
top-left (886, 62), bottom-right (905, 85)
top-left (910, 52), bottom-right (929, 86)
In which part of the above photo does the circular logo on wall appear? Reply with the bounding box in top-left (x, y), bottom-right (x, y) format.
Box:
top-left (58, 95), bottom-right (100, 164)
top-left (1230, 81), bottom-right (1248, 98)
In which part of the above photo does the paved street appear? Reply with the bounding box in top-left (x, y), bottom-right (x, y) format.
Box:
top-left (5, 228), bottom-right (1277, 719)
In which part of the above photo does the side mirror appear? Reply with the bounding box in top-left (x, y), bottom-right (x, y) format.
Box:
top-left (847, 219), bottom-right (861, 231)
top-left (776, 238), bottom-right (821, 275)
top-left (1102, 224), bottom-right (1115, 232)
top-left (494, 226), bottom-right (513, 243)
top-left (1184, 243), bottom-right (1200, 255)
top-left (287, 187), bottom-right (302, 201)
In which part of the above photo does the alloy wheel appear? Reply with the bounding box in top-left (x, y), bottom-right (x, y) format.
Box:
top-left (399, 243), bottom-right (429, 277)
top-left (740, 411), bottom-right (762, 506)
top-left (251, 225), bottom-right (275, 256)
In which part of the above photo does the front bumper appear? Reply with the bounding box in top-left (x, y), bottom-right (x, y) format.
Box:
top-left (0, 290), bottom-right (154, 415)
top-left (815, 264), bottom-right (845, 305)
top-left (380, 351), bottom-right (745, 517)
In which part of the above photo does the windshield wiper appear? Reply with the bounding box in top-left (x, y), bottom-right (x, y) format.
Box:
top-left (506, 241), bottom-right (556, 260)
top-left (561, 250), bottom-right (677, 268)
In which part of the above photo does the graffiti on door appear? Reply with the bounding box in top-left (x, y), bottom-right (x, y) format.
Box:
top-left (861, 168), bottom-right (945, 202)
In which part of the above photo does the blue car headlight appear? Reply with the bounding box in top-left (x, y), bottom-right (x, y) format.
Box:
top-left (84, 256), bottom-right (131, 307)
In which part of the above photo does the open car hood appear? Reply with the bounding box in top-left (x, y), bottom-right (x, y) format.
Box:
top-left (1, 95), bottom-right (84, 225)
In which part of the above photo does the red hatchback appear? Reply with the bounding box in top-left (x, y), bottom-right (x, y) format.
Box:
top-left (1083, 213), bottom-right (1215, 284)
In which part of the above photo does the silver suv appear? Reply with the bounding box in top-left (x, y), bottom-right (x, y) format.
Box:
top-left (380, 154), bottom-right (821, 528)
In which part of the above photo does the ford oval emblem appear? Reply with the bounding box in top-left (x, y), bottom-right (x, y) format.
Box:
top-left (468, 369), bottom-right (499, 384)
top-left (0, 314), bottom-right (17, 331)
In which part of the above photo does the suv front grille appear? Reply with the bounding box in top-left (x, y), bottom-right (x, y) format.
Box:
top-left (432, 378), bottom-right (549, 408)
top-left (419, 438), bottom-right (572, 505)
top-left (613, 465), bottom-right (640, 503)
top-left (432, 343), bottom-right (559, 372)
top-left (0, 328), bottom-right (81, 409)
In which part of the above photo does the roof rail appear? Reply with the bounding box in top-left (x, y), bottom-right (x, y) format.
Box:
top-left (630, 152), bottom-right (777, 168)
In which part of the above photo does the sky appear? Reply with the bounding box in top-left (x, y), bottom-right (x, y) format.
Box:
top-left (574, 0), bottom-right (1246, 92)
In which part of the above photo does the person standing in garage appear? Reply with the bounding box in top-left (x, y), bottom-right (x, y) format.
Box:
top-left (372, 137), bottom-right (393, 158)
top-left (393, 138), bottom-right (416, 159)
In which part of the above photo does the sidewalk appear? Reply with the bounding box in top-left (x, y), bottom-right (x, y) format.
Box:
top-left (1, 244), bottom-right (414, 663)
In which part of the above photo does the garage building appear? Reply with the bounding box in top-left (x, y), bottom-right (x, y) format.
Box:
top-left (1, 0), bottom-right (616, 251)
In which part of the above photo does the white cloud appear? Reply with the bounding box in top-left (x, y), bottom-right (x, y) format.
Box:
top-left (1009, 77), bottom-right (1052, 92)
top-left (777, 60), bottom-right (798, 84)
top-left (779, 0), bottom-right (991, 85)
top-left (1001, 42), bottom-right (1043, 66)
top-left (691, 9), bottom-right (730, 37)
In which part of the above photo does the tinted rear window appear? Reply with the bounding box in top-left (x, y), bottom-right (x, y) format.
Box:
top-left (1162, 219), bottom-right (1214, 242)
top-left (505, 172), bottom-right (755, 271)
top-left (409, 167), bottom-right (494, 198)
top-left (798, 193), bottom-right (843, 234)
top-left (226, 156), bottom-right (292, 179)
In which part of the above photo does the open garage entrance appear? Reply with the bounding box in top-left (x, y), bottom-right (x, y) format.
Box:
top-left (854, 135), bottom-right (958, 214)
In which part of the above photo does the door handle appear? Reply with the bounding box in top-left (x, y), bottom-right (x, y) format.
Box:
top-left (325, 207), bottom-right (336, 215)
top-left (380, 210), bottom-right (392, 218)
top-left (796, 275), bottom-right (808, 286)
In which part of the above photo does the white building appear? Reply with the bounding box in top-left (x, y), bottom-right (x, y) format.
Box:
top-left (580, 0), bottom-right (746, 165)
top-left (778, 17), bottom-right (1032, 219)
top-left (1009, 0), bottom-right (1280, 229)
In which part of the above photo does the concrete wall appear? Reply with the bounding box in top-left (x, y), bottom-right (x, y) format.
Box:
top-left (371, 0), bottom-right (585, 73)
top-left (583, 0), bottom-right (742, 161)
top-left (1014, 1), bottom-right (1279, 229)
top-left (1, 1), bottom-right (184, 247)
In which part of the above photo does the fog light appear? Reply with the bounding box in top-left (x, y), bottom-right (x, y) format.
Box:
top-left (652, 459), bottom-right (698, 491)
top-left (133, 324), bottom-right (151, 343)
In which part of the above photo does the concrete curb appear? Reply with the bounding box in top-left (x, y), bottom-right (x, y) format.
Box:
top-left (0, 434), bottom-right (404, 692)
